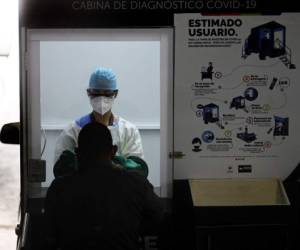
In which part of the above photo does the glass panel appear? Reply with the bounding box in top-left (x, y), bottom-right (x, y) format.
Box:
top-left (39, 40), bottom-right (161, 187)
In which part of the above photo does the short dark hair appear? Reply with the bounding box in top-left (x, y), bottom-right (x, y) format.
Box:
top-left (78, 122), bottom-right (113, 162)
top-left (192, 137), bottom-right (201, 145)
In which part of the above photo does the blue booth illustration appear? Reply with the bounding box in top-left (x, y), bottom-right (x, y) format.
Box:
top-left (242, 21), bottom-right (295, 69)
top-left (197, 103), bottom-right (219, 124)
top-left (230, 96), bottom-right (246, 110)
top-left (274, 116), bottom-right (289, 136)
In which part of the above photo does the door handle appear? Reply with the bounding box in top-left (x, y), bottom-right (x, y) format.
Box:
top-left (169, 151), bottom-right (186, 159)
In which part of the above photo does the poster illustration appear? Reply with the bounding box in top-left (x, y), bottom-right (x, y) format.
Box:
top-left (174, 13), bottom-right (300, 179)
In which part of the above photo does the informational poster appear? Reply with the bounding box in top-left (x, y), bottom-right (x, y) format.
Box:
top-left (174, 13), bottom-right (300, 179)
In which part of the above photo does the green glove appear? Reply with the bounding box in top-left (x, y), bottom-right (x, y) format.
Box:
top-left (53, 150), bottom-right (78, 178)
top-left (113, 155), bottom-right (149, 178)
top-left (54, 150), bottom-right (148, 179)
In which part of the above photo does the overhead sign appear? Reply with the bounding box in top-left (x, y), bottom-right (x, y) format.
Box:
top-left (20, 0), bottom-right (297, 28)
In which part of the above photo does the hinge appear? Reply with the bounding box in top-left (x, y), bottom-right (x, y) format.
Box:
top-left (15, 224), bottom-right (21, 236)
top-left (28, 159), bottom-right (46, 182)
top-left (169, 151), bottom-right (186, 159)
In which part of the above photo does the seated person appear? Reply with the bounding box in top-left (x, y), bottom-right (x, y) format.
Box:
top-left (43, 122), bottom-right (164, 250)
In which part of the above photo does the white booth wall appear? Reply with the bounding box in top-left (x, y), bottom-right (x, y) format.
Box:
top-left (40, 41), bottom-right (161, 187)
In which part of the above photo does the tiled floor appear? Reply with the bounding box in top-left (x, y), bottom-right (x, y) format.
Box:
top-left (0, 143), bottom-right (20, 250)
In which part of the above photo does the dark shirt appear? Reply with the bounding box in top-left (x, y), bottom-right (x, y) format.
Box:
top-left (43, 163), bottom-right (164, 250)
top-left (207, 65), bottom-right (213, 73)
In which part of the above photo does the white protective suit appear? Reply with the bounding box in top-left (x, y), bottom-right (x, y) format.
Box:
top-left (54, 113), bottom-right (144, 163)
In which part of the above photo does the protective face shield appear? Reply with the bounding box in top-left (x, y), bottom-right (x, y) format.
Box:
top-left (90, 96), bottom-right (115, 115)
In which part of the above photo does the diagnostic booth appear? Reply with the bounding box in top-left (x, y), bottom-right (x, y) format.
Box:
top-left (1, 0), bottom-right (300, 249)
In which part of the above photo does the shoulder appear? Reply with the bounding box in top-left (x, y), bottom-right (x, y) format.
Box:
top-left (47, 175), bottom-right (76, 194)
top-left (45, 175), bottom-right (80, 208)
top-left (75, 114), bottom-right (92, 128)
top-left (119, 168), bottom-right (152, 190)
top-left (116, 116), bottom-right (139, 131)
top-left (60, 114), bottom-right (91, 136)
top-left (57, 122), bottom-right (80, 142)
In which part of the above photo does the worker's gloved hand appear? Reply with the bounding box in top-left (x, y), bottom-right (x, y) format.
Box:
top-left (112, 156), bottom-right (149, 178)
top-left (53, 150), bottom-right (78, 178)
top-left (54, 150), bottom-right (148, 178)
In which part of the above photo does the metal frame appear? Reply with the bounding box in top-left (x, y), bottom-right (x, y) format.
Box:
top-left (23, 27), bottom-right (174, 198)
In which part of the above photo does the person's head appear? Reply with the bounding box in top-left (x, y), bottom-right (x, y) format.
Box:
top-left (192, 137), bottom-right (202, 152)
top-left (87, 67), bottom-right (119, 116)
top-left (77, 122), bottom-right (117, 167)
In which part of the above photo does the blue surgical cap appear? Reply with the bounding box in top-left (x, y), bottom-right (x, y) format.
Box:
top-left (88, 67), bottom-right (117, 91)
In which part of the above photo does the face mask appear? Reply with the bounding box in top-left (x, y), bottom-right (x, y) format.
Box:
top-left (90, 96), bottom-right (114, 115)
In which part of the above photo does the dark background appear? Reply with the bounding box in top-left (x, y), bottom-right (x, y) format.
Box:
top-left (20, 0), bottom-right (298, 28)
